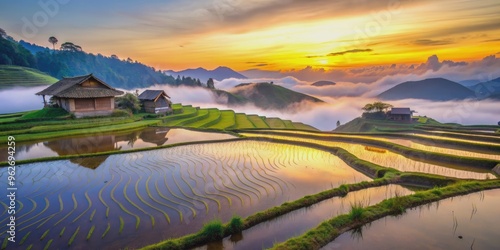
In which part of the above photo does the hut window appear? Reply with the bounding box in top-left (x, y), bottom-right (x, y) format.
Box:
top-left (95, 98), bottom-right (111, 109)
top-left (75, 98), bottom-right (95, 110)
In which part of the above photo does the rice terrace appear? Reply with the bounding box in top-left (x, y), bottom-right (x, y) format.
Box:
top-left (1, 1), bottom-right (500, 249)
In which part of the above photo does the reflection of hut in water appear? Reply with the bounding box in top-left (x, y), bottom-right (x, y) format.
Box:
top-left (70, 156), bottom-right (109, 169)
top-left (138, 128), bottom-right (170, 146)
top-left (44, 134), bottom-right (117, 155)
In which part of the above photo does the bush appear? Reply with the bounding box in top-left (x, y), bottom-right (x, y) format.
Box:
top-left (116, 93), bottom-right (141, 113)
top-left (111, 109), bottom-right (132, 117)
top-left (226, 216), bottom-right (243, 234)
top-left (201, 220), bottom-right (224, 240)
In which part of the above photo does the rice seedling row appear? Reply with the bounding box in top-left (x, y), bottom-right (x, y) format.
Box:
top-left (242, 133), bottom-right (496, 180)
top-left (2, 140), bottom-right (369, 249)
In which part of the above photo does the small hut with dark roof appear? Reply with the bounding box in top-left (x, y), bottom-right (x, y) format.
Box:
top-left (36, 74), bottom-right (123, 118)
top-left (387, 107), bottom-right (414, 122)
top-left (138, 90), bottom-right (172, 114)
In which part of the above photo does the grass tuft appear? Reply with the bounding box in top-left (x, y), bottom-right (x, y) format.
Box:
top-left (226, 216), bottom-right (244, 234)
top-left (348, 202), bottom-right (365, 221)
top-left (202, 219), bottom-right (224, 240)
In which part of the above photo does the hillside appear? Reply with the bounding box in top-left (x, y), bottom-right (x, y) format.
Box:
top-left (212, 89), bottom-right (249, 105)
top-left (378, 78), bottom-right (476, 101)
top-left (230, 82), bottom-right (324, 110)
top-left (469, 77), bottom-right (500, 98)
top-left (166, 66), bottom-right (247, 82)
top-left (312, 80), bottom-right (336, 86)
top-left (335, 117), bottom-right (441, 132)
top-left (0, 65), bottom-right (57, 88)
top-left (163, 104), bottom-right (317, 131)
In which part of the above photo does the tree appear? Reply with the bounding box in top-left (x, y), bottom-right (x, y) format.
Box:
top-left (0, 28), bottom-right (6, 38)
top-left (207, 78), bottom-right (215, 89)
top-left (362, 102), bottom-right (392, 113)
top-left (48, 36), bottom-right (58, 50)
top-left (362, 103), bottom-right (374, 113)
top-left (60, 42), bottom-right (82, 52)
top-left (372, 101), bottom-right (393, 112)
top-left (336, 120), bottom-right (341, 127)
top-left (116, 93), bottom-right (141, 113)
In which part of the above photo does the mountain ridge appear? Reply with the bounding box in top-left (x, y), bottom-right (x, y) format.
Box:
top-left (166, 66), bottom-right (247, 83)
top-left (378, 78), bottom-right (476, 101)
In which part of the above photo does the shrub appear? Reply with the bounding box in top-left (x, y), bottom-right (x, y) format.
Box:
top-left (202, 220), bottom-right (224, 240)
top-left (116, 93), bottom-right (141, 113)
top-left (111, 109), bottom-right (132, 117)
top-left (226, 216), bottom-right (243, 234)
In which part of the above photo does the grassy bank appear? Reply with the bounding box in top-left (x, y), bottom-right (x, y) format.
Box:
top-left (271, 180), bottom-right (500, 250)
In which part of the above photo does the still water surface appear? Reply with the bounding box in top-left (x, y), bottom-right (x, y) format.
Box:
top-left (324, 188), bottom-right (500, 250)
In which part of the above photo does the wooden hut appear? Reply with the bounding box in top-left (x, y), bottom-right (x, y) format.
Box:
top-left (138, 90), bottom-right (172, 114)
top-left (387, 107), bottom-right (414, 122)
top-left (36, 74), bottom-right (123, 118)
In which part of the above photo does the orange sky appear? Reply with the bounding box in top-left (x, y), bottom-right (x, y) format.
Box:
top-left (1, 0), bottom-right (500, 71)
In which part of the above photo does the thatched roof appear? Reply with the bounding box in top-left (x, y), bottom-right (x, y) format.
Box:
top-left (138, 90), bottom-right (170, 101)
top-left (36, 74), bottom-right (123, 98)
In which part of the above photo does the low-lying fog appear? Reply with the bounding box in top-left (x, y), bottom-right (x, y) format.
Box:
top-left (2, 81), bottom-right (498, 131)
top-left (136, 78), bottom-right (500, 131)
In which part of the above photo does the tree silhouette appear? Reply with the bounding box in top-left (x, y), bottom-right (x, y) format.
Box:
top-left (60, 42), bottom-right (82, 52)
top-left (336, 120), bottom-right (341, 127)
top-left (48, 36), bottom-right (58, 50)
top-left (0, 28), bottom-right (6, 38)
top-left (207, 78), bottom-right (215, 89)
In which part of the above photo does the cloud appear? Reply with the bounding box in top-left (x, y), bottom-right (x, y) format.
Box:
top-left (327, 49), bottom-right (373, 56)
top-left (307, 49), bottom-right (373, 58)
top-left (243, 54), bottom-right (500, 87)
top-left (413, 39), bottom-right (454, 46)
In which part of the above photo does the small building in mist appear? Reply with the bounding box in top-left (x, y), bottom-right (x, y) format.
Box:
top-left (36, 74), bottom-right (124, 118)
top-left (138, 90), bottom-right (172, 114)
top-left (387, 107), bottom-right (414, 122)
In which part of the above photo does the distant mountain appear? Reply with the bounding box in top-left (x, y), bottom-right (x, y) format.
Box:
top-left (469, 77), bottom-right (500, 98)
top-left (229, 82), bottom-right (324, 110)
top-left (459, 79), bottom-right (483, 86)
top-left (312, 80), bottom-right (336, 87)
top-left (166, 66), bottom-right (247, 83)
top-left (378, 78), bottom-right (476, 101)
top-left (18, 40), bottom-right (49, 55)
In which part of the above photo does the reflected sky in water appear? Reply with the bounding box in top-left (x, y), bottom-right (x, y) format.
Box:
top-left (0, 128), bottom-right (236, 161)
top-left (326, 189), bottom-right (500, 250)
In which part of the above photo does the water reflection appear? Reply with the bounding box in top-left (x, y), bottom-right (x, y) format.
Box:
top-left (198, 185), bottom-right (413, 250)
top-left (0, 141), bottom-right (370, 250)
top-left (0, 128), bottom-right (236, 163)
top-left (325, 189), bottom-right (500, 250)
